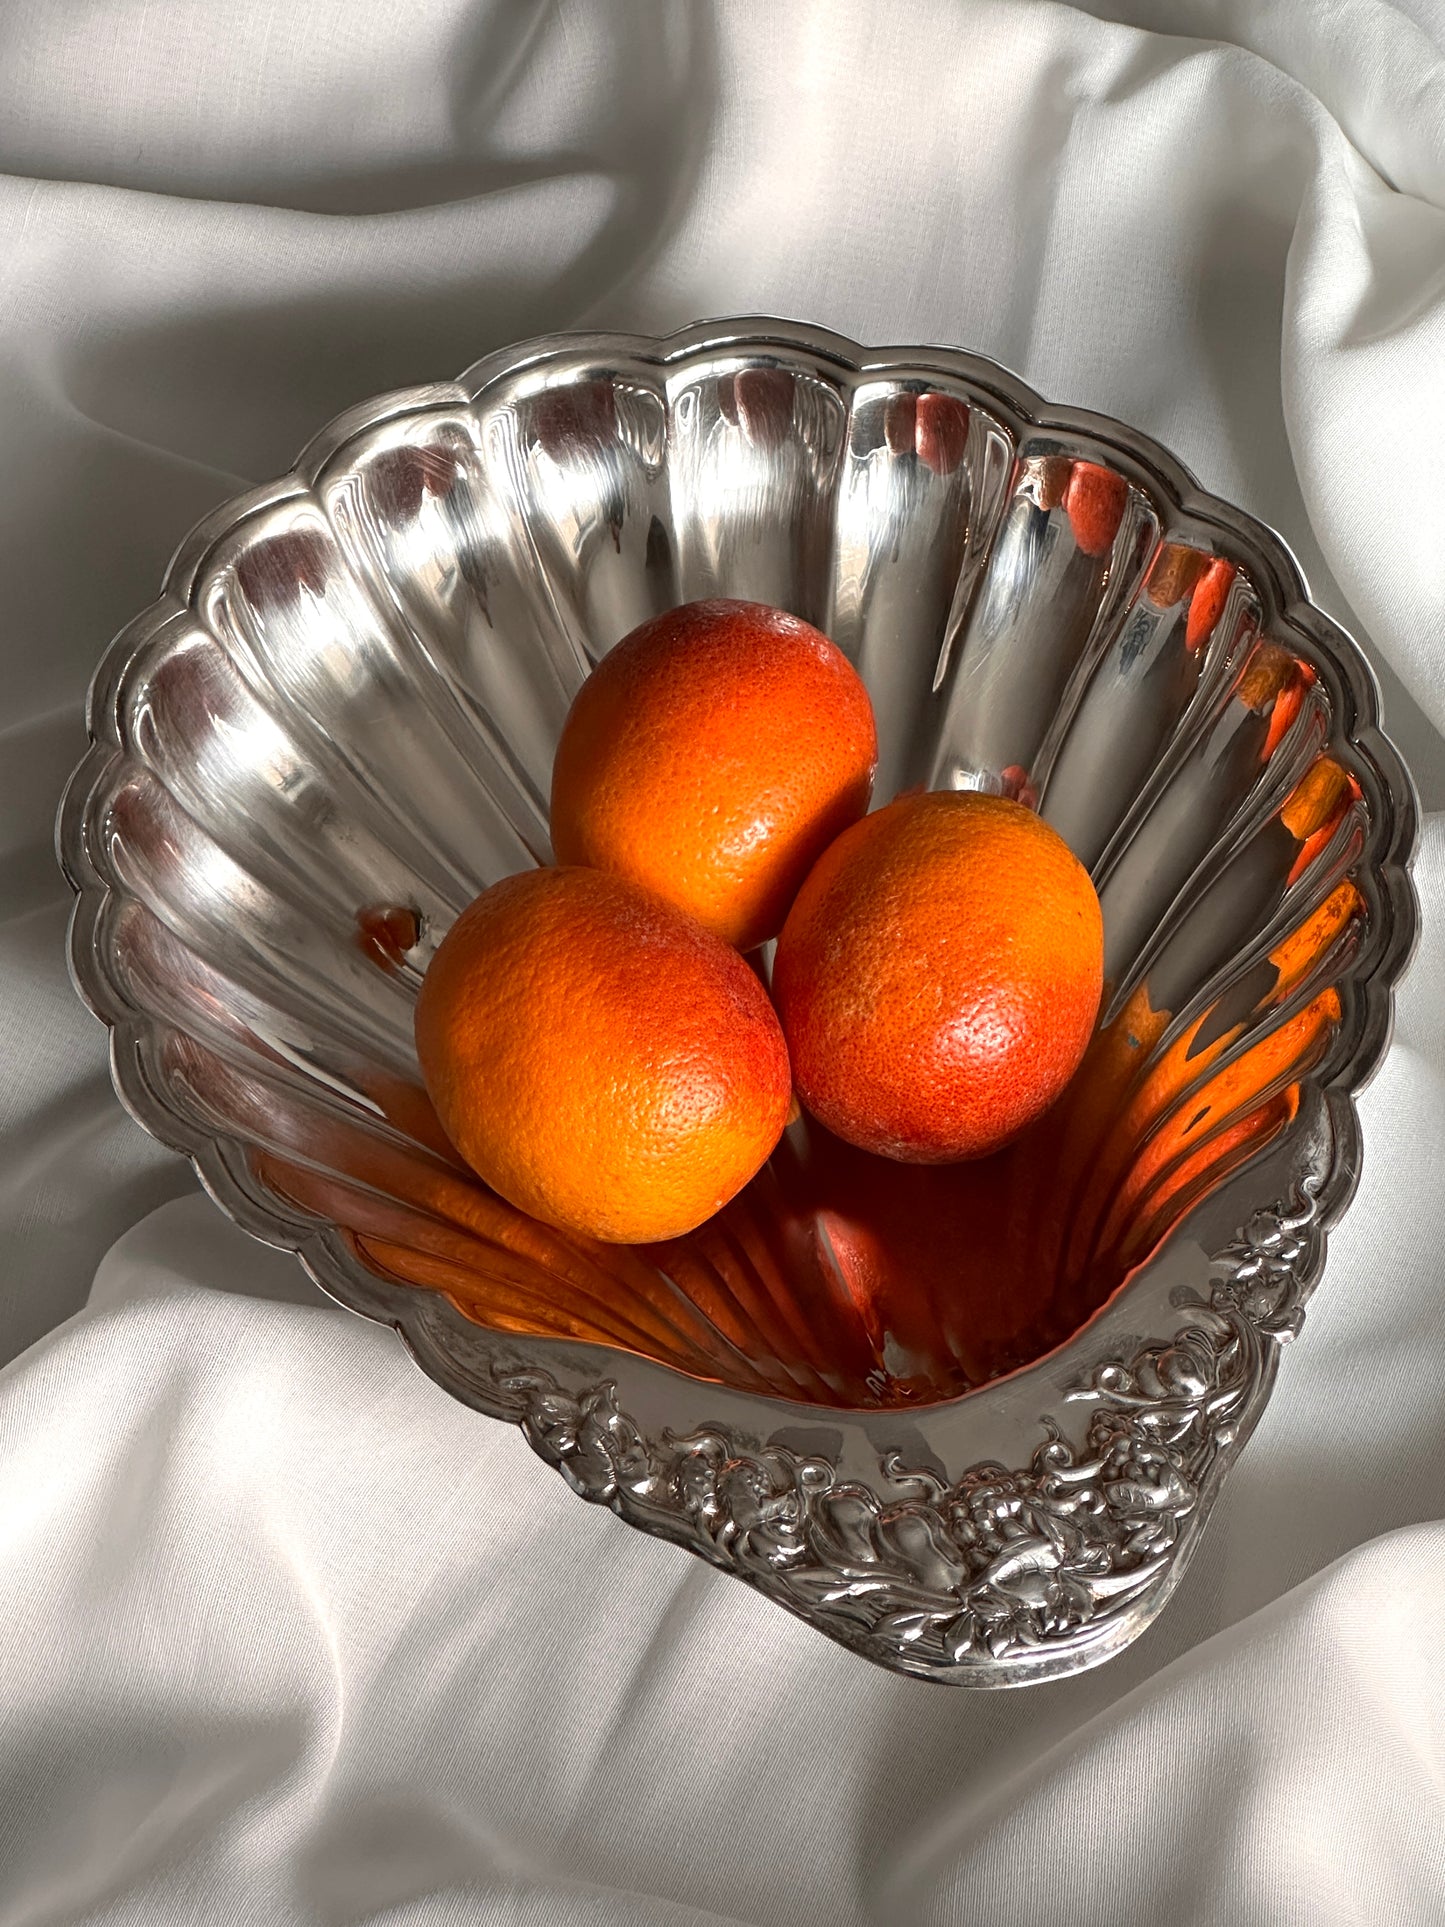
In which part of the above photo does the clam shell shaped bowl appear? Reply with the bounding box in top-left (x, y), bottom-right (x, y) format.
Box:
top-left (61, 320), bottom-right (1417, 1686)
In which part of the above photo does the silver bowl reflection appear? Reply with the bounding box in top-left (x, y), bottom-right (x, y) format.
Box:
top-left (60, 320), bottom-right (1417, 1685)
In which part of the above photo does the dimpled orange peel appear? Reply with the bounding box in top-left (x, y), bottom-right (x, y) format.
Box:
top-left (550, 598), bottom-right (878, 950)
top-left (414, 866), bottom-right (792, 1244)
top-left (772, 790), bottom-right (1104, 1163)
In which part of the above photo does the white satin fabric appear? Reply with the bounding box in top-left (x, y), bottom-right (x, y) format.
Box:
top-left (2, 3), bottom-right (1444, 1919)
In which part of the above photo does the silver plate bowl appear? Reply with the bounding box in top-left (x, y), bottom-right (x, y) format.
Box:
top-left (60, 319), bottom-right (1417, 1686)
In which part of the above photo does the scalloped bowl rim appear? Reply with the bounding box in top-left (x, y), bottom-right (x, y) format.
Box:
top-left (57, 316), bottom-right (1421, 1428)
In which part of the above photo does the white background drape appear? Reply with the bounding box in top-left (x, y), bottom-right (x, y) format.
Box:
top-left (2, 3), bottom-right (1443, 1919)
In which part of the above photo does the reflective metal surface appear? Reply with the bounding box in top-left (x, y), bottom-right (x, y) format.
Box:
top-left (59, 320), bottom-right (1418, 1684)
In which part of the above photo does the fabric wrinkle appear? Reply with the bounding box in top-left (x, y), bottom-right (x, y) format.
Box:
top-left (0, 2), bottom-right (1443, 1921)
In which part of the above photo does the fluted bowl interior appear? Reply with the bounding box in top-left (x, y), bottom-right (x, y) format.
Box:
top-left (63, 323), bottom-right (1415, 1415)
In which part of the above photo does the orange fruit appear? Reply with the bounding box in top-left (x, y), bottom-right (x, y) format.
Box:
top-left (550, 598), bottom-right (877, 950)
top-left (772, 792), bottom-right (1103, 1163)
top-left (414, 866), bottom-right (792, 1243)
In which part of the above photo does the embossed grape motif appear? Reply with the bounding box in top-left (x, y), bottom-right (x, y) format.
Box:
top-left (487, 1181), bottom-right (1321, 1679)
